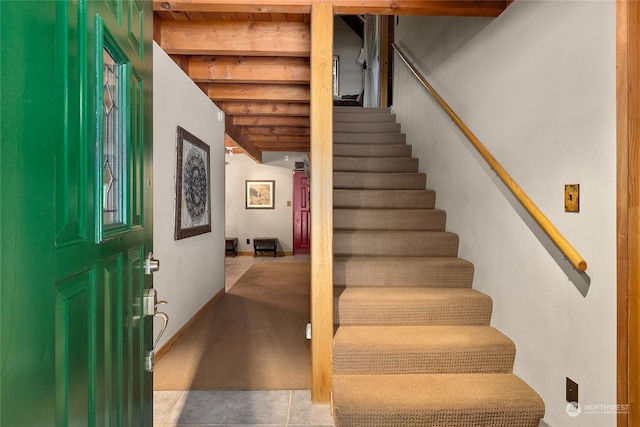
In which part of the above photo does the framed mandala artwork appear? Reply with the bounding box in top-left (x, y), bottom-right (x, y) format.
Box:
top-left (174, 126), bottom-right (211, 240)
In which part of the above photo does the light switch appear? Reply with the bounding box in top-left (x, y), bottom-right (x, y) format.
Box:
top-left (565, 184), bottom-right (579, 213)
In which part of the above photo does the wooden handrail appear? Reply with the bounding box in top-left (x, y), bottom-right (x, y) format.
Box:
top-left (392, 42), bottom-right (587, 272)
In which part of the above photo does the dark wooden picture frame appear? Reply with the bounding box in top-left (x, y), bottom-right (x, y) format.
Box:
top-left (245, 180), bottom-right (275, 209)
top-left (175, 126), bottom-right (211, 240)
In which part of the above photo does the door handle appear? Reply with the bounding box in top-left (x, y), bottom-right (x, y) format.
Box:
top-left (143, 288), bottom-right (169, 372)
top-left (144, 252), bottom-right (160, 275)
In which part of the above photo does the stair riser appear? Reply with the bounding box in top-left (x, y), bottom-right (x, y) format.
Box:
top-left (333, 294), bottom-right (492, 326)
top-left (334, 304), bottom-right (492, 326)
top-left (334, 106), bottom-right (390, 114)
top-left (333, 349), bottom-right (515, 374)
top-left (334, 122), bottom-right (401, 133)
top-left (334, 157), bottom-right (418, 173)
top-left (334, 262), bottom-right (473, 288)
top-left (333, 260), bottom-right (474, 288)
top-left (334, 232), bottom-right (459, 257)
top-left (333, 326), bottom-right (516, 375)
top-left (334, 143), bottom-right (412, 158)
top-left (334, 172), bottom-right (426, 190)
top-left (334, 133), bottom-right (406, 144)
top-left (334, 189), bottom-right (436, 209)
top-left (334, 113), bottom-right (397, 123)
top-left (334, 210), bottom-right (446, 231)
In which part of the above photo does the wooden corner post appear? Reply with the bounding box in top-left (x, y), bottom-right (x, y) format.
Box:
top-left (310, 2), bottom-right (333, 404)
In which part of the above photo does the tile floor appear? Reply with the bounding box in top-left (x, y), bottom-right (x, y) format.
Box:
top-left (154, 390), bottom-right (334, 426)
top-left (155, 254), bottom-right (333, 426)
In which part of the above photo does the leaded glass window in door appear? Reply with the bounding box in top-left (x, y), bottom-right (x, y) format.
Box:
top-left (102, 47), bottom-right (124, 228)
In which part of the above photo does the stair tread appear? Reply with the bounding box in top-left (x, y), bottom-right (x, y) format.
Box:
top-left (334, 286), bottom-right (488, 301)
top-left (333, 287), bottom-right (490, 309)
top-left (334, 325), bottom-right (513, 349)
top-left (332, 373), bottom-right (545, 426)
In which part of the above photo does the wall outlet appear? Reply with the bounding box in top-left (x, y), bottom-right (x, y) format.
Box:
top-left (246, 239), bottom-right (250, 244)
top-left (566, 377), bottom-right (578, 403)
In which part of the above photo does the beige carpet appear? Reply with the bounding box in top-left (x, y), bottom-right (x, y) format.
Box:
top-left (154, 262), bottom-right (311, 390)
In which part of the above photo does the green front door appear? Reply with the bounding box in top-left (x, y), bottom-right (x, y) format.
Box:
top-left (1, 0), bottom-right (154, 425)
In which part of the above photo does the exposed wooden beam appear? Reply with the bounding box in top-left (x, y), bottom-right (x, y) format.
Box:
top-left (225, 115), bottom-right (262, 163)
top-left (154, 0), bottom-right (507, 17)
top-left (251, 142), bottom-right (310, 151)
top-left (232, 115), bottom-right (310, 127)
top-left (309, 1), bottom-right (333, 404)
top-left (617, 1), bottom-right (640, 424)
top-left (240, 126), bottom-right (310, 136)
top-left (207, 83), bottom-right (310, 102)
top-left (219, 101), bottom-right (310, 116)
top-left (158, 20), bottom-right (310, 56)
top-left (188, 56), bottom-right (310, 84)
top-left (246, 134), bottom-right (310, 144)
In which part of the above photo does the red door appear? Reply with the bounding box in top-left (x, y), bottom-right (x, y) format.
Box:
top-left (293, 170), bottom-right (311, 254)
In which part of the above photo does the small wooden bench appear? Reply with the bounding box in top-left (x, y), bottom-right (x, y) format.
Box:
top-left (253, 237), bottom-right (278, 257)
top-left (225, 237), bottom-right (238, 257)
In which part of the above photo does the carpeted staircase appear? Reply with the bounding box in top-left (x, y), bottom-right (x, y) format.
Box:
top-left (331, 106), bottom-right (545, 426)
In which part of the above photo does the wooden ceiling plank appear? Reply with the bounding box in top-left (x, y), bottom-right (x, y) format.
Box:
top-left (286, 13), bottom-right (305, 22)
top-left (270, 13), bottom-right (289, 21)
top-left (232, 115), bottom-right (310, 127)
top-left (235, 12), bottom-right (255, 20)
top-left (154, 0), bottom-right (506, 17)
top-left (185, 11), bottom-right (207, 20)
top-left (207, 83), bottom-right (310, 102)
top-left (168, 10), bottom-right (191, 20)
top-left (220, 101), bottom-right (310, 116)
top-left (159, 20), bottom-right (310, 56)
top-left (188, 56), bottom-right (310, 84)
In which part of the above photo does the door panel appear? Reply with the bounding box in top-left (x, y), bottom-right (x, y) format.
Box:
top-left (293, 170), bottom-right (311, 254)
top-left (1, 0), bottom-right (154, 425)
top-left (55, 269), bottom-right (93, 427)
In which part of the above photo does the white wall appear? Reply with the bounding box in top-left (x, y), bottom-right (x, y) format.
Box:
top-left (153, 42), bottom-right (226, 349)
top-left (393, 3), bottom-right (616, 427)
top-left (225, 152), bottom-right (306, 254)
top-left (334, 16), bottom-right (363, 97)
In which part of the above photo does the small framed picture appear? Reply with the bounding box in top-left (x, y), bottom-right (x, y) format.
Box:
top-left (245, 180), bottom-right (275, 209)
top-left (175, 126), bottom-right (211, 240)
